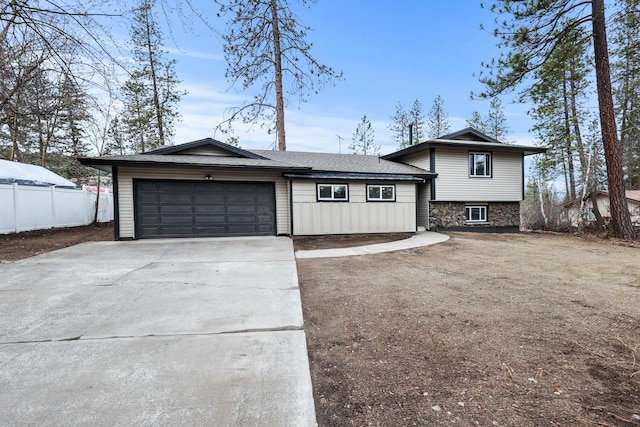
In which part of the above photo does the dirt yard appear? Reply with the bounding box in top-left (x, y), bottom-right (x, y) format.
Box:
top-left (295, 232), bottom-right (640, 426)
top-left (0, 222), bottom-right (114, 261)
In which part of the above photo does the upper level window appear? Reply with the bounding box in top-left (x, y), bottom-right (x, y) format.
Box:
top-left (317, 184), bottom-right (348, 201)
top-left (367, 184), bottom-right (395, 202)
top-left (469, 152), bottom-right (492, 177)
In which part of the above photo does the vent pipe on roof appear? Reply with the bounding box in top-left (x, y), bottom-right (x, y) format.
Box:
top-left (409, 123), bottom-right (414, 146)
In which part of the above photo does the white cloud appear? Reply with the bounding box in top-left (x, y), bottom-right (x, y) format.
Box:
top-left (165, 47), bottom-right (223, 61)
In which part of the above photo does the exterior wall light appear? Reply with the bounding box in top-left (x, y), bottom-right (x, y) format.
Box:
top-left (204, 174), bottom-right (213, 180)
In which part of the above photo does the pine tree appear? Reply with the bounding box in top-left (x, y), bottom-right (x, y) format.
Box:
top-left (121, 0), bottom-right (184, 152)
top-left (349, 115), bottom-right (379, 155)
top-left (479, 0), bottom-right (635, 239)
top-left (408, 99), bottom-right (425, 144)
top-left (466, 98), bottom-right (509, 141)
top-left (426, 95), bottom-right (451, 139)
top-left (388, 102), bottom-right (410, 148)
top-left (612, 0), bottom-right (640, 190)
top-left (214, 0), bottom-right (342, 151)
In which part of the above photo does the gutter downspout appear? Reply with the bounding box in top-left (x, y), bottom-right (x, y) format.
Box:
top-left (288, 178), bottom-right (294, 236)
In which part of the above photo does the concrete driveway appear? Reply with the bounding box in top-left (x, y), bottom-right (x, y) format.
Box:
top-left (0, 236), bottom-right (316, 426)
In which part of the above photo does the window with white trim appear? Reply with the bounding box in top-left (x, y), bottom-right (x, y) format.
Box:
top-left (367, 184), bottom-right (395, 202)
top-left (465, 205), bottom-right (488, 222)
top-left (317, 183), bottom-right (348, 201)
top-left (469, 152), bottom-right (492, 177)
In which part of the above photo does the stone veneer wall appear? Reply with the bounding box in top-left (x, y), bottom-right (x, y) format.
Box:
top-left (429, 201), bottom-right (521, 229)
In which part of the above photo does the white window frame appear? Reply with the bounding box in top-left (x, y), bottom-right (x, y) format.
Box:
top-left (317, 183), bottom-right (348, 201)
top-left (469, 152), bottom-right (492, 177)
top-left (465, 205), bottom-right (488, 223)
top-left (366, 184), bottom-right (396, 202)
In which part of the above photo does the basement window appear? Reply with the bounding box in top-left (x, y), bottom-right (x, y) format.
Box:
top-left (465, 205), bottom-right (488, 223)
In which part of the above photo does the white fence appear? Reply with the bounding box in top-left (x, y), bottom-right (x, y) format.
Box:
top-left (0, 184), bottom-right (114, 234)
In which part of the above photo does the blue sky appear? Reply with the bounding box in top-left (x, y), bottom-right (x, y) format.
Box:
top-left (149, 1), bottom-right (537, 154)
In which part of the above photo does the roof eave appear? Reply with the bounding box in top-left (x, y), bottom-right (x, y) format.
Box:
top-left (78, 157), bottom-right (311, 173)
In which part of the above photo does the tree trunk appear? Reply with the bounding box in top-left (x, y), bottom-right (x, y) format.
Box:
top-left (589, 191), bottom-right (605, 229)
top-left (591, 0), bottom-right (635, 239)
top-left (270, 0), bottom-right (286, 151)
top-left (93, 173), bottom-right (101, 224)
top-left (144, 3), bottom-right (165, 147)
top-left (562, 78), bottom-right (576, 200)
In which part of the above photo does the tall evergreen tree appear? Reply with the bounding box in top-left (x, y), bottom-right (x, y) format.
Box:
top-left (388, 102), bottom-right (410, 148)
top-left (349, 115), bottom-right (379, 155)
top-left (612, 0), bottom-right (640, 190)
top-left (214, 0), bottom-right (342, 151)
top-left (529, 26), bottom-right (591, 201)
top-left (426, 95), bottom-right (451, 139)
top-left (466, 98), bottom-right (509, 141)
top-left (479, 0), bottom-right (635, 239)
top-left (408, 99), bottom-right (425, 144)
top-left (121, 0), bottom-right (184, 152)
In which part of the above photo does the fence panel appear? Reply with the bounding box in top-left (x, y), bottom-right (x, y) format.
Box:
top-left (0, 184), bottom-right (114, 234)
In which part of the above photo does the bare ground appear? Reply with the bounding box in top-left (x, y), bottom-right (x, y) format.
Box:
top-left (0, 222), bottom-right (114, 261)
top-left (295, 232), bottom-right (640, 426)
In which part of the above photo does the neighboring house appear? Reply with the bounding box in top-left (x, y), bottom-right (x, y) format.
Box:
top-left (79, 127), bottom-right (545, 239)
top-left (561, 190), bottom-right (640, 227)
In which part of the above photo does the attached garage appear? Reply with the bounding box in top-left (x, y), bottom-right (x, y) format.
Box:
top-left (78, 137), bottom-right (431, 240)
top-left (134, 180), bottom-right (276, 238)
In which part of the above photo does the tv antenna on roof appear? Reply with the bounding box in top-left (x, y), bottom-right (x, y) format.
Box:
top-left (336, 133), bottom-right (343, 154)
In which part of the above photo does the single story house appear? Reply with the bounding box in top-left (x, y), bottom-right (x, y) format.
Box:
top-left (79, 127), bottom-right (545, 239)
top-left (561, 190), bottom-right (640, 227)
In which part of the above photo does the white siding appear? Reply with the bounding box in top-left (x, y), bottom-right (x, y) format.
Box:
top-left (116, 168), bottom-right (288, 239)
top-left (399, 151), bottom-right (431, 171)
top-left (417, 183), bottom-right (431, 228)
top-left (292, 181), bottom-right (416, 235)
top-left (434, 149), bottom-right (523, 201)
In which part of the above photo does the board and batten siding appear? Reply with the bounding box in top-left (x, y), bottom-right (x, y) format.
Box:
top-left (291, 181), bottom-right (416, 235)
top-left (117, 168), bottom-right (289, 239)
top-left (433, 149), bottom-right (523, 201)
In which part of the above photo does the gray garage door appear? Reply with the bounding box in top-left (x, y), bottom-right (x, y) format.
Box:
top-left (134, 180), bottom-right (276, 238)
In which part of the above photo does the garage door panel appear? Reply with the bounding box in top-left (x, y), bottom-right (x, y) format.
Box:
top-left (140, 216), bottom-right (160, 225)
top-left (139, 193), bottom-right (159, 203)
top-left (139, 205), bottom-right (160, 214)
top-left (227, 194), bottom-right (258, 203)
top-left (134, 180), bottom-right (276, 238)
top-left (160, 205), bottom-right (194, 214)
top-left (227, 205), bottom-right (258, 214)
top-left (159, 194), bottom-right (192, 203)
top-left (194, 215), bottom-right (226, 224)
top-left (194, 194), bottom-right (225, 203)
top-left (160, 216), bottom-right (194, 225)
top-left (194, 205), bottom-right (226, 214)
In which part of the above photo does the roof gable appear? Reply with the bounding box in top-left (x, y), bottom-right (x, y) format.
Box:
top-left (382, 127), bottom-right (546, 160)
top-left (439, 127), bottom-right (502, 144)
top-left (144, 138), bottom-right (267, 159)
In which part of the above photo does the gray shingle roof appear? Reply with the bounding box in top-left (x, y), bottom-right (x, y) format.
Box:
top-left (78, 153), bottom-right (310, 171)
top-left (79, 140), bottom-right (432, 176)
top-left (250, 149), bottom-right (427, 175)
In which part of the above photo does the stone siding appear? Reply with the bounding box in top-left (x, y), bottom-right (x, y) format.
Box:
top-left (429, 201), bottom-right (521, 230)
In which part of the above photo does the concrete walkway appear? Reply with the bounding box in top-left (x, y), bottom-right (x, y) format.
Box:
top-left (295, 231), bottom-right (450, 259)
top-left (0, 236), bottom-right (316, 426)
